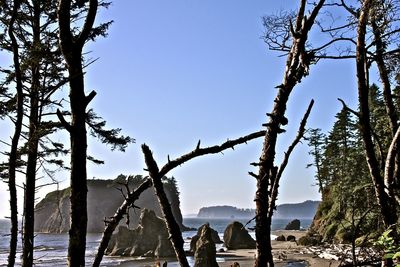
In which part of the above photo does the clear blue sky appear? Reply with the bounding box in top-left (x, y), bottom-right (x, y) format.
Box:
top-left (0, 1), bottom-right (362, 217)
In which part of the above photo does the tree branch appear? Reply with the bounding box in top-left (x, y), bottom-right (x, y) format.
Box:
top-left (56, 109), bottom-right (72, 133)
top-left (269, 99), bottom-right (314, 217)
top-left (159, 130), bottom-right (266, 177)
top-left (142, 144), bottom-right (190, 267)
top-left (77, 0), bottom-right (98, 47)
top-left (92, 178), bottom-right (152, 267)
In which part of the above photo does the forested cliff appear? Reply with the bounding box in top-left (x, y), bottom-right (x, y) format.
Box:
top-left (34, 175), bottom-right (185, 233)
top-left (307, 85), bottom-right (399, 243)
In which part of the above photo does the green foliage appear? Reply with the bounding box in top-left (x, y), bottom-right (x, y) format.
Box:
top-left (307, 85), bottom-right (394, 243)
top-left (374, 229), bottom-right (400, 266)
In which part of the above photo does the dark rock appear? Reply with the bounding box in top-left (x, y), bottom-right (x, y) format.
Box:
top-left (275, 235), bottom-right (286, 241)
top-left (298, 234), bottom-right (322, 246)
top-left (193, 224), bottom-right (219, 267)
top-left (285, 219), bottom-right (301, 230)
top-left (106, 209), bottom-right (175, 257)
top-left (223, 221), bottom-right (256, 249)
top-left (190, 223), bottom-right (222, 252)
top-left (287, 235), bottom-right (296, 242)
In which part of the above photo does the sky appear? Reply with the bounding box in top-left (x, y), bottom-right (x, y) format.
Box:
top-left (0, 1), bottom-right (363, 217)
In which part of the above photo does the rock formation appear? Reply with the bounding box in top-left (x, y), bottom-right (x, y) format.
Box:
top-left (286, 235), bottom-right (296, 242)
top-left (190, 223), bottom-right (222, 253)
top-left (285, 219), bottom-right (301, 230)
top-left (106, 209), bottom-right (175, 257)
top-left (34, 175), bottom-right (187, 233)
top-left (275, 235), bottom-right (286, 241)
top-left (223, 221), bottom-right (256, 249)
top-left (193, 224), bottom-right (219, 267)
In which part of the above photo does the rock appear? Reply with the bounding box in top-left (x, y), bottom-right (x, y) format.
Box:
top-left (287, 235), bottom-right (296, 242)
top-left (190, 223), bottom-right (222, 252)
top-left (223, 221), bottom-right (256, 249)
top-left (275, 235), bottom-right (286, 241)
top-left (285, 219), bottom-right (301, 230)
top-left (106, 209), bottom-right (175, 257)
top-left (193, 224), bottom-right (219, 267)
top-left (34, 175), bottom-right (189, 233)
top-left (298, 234), bottom-right (322, 246)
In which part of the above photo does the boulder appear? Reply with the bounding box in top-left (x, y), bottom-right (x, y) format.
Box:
top-left (287, 235), bottom-right (296, 242)
top-left (285, 219), bottom-right (301, 230)
top-left (193, 224), bottom-right (219, 267)
top-left (106, 209), bottom-right (175, 257)
top-left (275, 235), bottom-right (286, 241)
top-left (190, 223), bottom-right (222, 252)
top-left (298, 234), bottom-right (322, 246)
top-left (223, 221), bottom-right (256, 249)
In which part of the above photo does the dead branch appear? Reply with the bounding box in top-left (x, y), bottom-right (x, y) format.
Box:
top-left (92, 178), bottom-right (152, 267)
top-left (268, 99), bottom-right (314, 217)
top-left (159, 130), bottom-right (266, 177)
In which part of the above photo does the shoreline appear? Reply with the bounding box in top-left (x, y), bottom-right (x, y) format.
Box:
top-left (117, 230), bottom-right (340, 267)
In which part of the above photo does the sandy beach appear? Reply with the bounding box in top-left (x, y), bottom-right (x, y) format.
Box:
top-left (118, 230), bottom-right (340, 267)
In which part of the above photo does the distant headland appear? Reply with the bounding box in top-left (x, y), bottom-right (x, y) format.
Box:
top-left (196, 200), bottom-right (320, 219)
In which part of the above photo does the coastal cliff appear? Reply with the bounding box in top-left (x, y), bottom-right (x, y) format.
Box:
top-left (34, 175), bottom-right (185, 233)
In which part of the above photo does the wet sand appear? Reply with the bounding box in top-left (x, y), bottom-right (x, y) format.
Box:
top-left (118, 230), bottom-right (340, 267)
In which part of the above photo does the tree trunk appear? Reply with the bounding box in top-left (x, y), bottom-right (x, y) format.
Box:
top-left (67, 55), bottom-right (89, 267)
top-left (22, 1), bottom-right (41, 265)
top-left (355, 0), bottom-right (398, 229)
top-left (7, 0), bottom-right (23, 265)
top-left (254, 2), bottom-right (324, 266)
top-left (58, 1), bottom-right (98, 265)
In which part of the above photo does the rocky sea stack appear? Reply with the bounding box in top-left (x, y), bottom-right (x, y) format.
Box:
top-left (34, 175), bottom-right (186, 233)
top-left (106, 209), bottom-right (175, 257)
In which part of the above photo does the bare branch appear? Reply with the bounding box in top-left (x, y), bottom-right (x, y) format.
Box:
top-left (269, 99), bottom-right (314, 217)
top-left (92, 178), bottom-right (152, 267)
top-left (159, 130), bottom-right (266, 177)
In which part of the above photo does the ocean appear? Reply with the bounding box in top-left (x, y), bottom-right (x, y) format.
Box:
top-left (0, 218), bottom-right (311, 266)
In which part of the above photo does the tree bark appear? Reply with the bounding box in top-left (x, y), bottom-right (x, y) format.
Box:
top-left (58, 0), bottom-right (98, 265)
top-left (22, 1), bottom-right (41, 265)
top-left (254, 1), bottom-right (324, 266)
top-left (142, 144), bottom-right (190, 267)
top-left (371, 17), bottom-right (400, 207)
top-left (355, 0), bottom-right (398, 229)
top-left (7, 0), bottom-right (23, 266)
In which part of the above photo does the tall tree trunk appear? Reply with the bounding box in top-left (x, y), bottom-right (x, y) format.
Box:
top-left (371, 18), bottom-right (400, 207)
top-left (58, 0), bottom-right (98, 265)
top-left (7, 0), bottom-right (23, 266)
top-left (254, 1), bottom-right (324, 266)
top-left (22, 1), bottom-right (41, 265)
top-left (355, 0), bottom-right (398, 229)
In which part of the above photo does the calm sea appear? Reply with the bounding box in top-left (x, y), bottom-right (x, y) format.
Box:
top-left (0, 218), bottom-right (311, 266)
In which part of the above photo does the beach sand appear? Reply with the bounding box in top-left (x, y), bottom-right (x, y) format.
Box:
top-left (118, 230), bottom-right (340, 266)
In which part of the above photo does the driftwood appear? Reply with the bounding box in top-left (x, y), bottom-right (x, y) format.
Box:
top-left (141, 130), bottom-right (265, 267)
top-left (92, 130), bottom-right (265, 267)
top-left (92, 178), bottom-right (152, 267)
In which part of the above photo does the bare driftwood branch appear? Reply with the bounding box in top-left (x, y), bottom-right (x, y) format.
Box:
top-left (269, 99), bottom-right (314, 217)
top-left (92, 178), bottom-right (152, 267)
top-left (142, 130), bottom-right (265, 267)
top-left (158, 130), bottom-right (266, 177)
